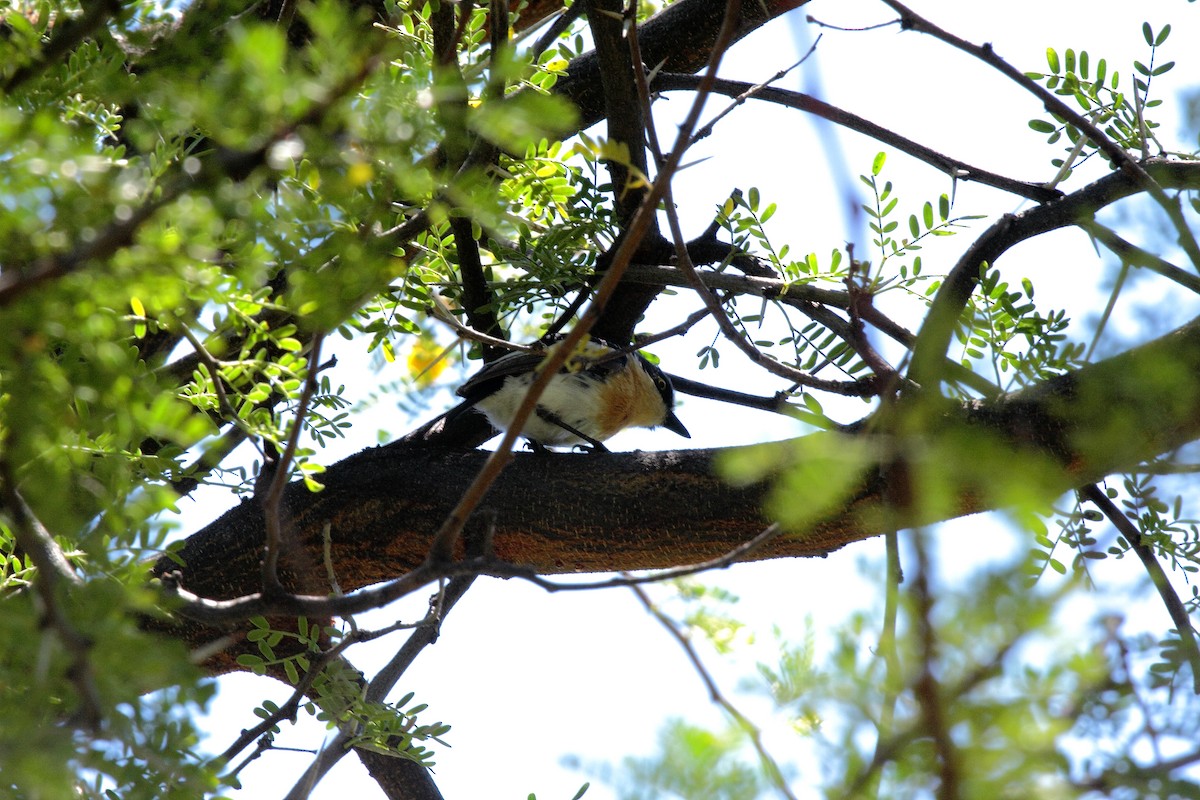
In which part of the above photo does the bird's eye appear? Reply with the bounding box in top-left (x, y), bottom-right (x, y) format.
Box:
top-left (656, 376), bottom-right (667, 390)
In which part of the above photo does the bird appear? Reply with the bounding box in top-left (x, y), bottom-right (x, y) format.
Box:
top-left (451, 337), bottom-right (691, 452)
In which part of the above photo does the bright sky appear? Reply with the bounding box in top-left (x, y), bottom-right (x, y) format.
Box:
top-left (189, 1), bottom-right (1200, 798)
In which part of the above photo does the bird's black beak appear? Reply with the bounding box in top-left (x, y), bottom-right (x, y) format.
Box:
top-left (663, 410), bottom-right (691, 438)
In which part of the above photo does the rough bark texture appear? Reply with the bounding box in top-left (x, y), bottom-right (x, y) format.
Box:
top-left (555, 0), bottom-right (809, 131)
top-left (154, 312), bottom-right (1200, 672)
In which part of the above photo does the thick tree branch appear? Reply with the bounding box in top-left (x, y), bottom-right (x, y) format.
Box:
top-left (553, 0), bottom-right (811, 133)
top-left (155, 311), bottom-right (1200, 671)
top-left (586, 0), bottom-right (654, 228)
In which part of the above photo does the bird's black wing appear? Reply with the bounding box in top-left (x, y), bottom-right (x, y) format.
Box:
top-left (454, 349), bottom-right (549, 403)
top-left (455, 342), bottom-right (632, 403)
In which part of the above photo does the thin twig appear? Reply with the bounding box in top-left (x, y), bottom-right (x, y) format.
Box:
top-left (843, 255), bottom-right (902, 389)
top-left (516, 524), bottom-right (783, 592)
top-left (667, 374), bottom-right (798, 416)
top-left (429, 293), bottom-right (534, 354)
top-left (282, 575), bottom-right (477, 800)
top-left (624, 263), bottom-right (850, 307)
top-left (217, 631), bottom-right (360, 766)
top-left (0, 457), bottom-right (100, 730)
top-left (175, 324), bottom-right (242, 427)
top-left (1, 0), bottom-right (122, 94)
top-left (1082, 484), bottom-right (1200, 693)
top-left (170, 425), bottom-right (251, 497)
top-left (870, 530), bottom-right (903, 793)
top-left (651, 73), bottom-right (1061, 203)
top-left (630, 582), bottom-right (799, 800)
top-left (878, 0), bottom-right (1200, 269)
top-left (531, 3), bottom-right (585, 58)
top-left (260, 334), bottom-right (326, 596)
top-left (1080, 221), bottom-right (1200, 296)
top-left (689, 47), bottom-right (816, 144)
top-left (909, 529), bottom-right (961, 800)
top-left (634, 304), bottom-right (720, 349)
top-left (162, 525), bottom-right (785, 625)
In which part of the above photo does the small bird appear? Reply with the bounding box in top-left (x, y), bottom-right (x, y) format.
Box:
top-left (453, 338), bottom-right (691, 452)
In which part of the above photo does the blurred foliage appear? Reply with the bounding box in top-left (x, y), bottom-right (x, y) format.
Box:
top-left (2, 1), bottom-right (1200, 798)
top-left (601, 557), bottom-right (1200, 800)
top-left (0, 0), bottom-right (581, 794)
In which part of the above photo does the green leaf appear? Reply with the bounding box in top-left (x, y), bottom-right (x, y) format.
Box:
top-left (871, 151), bottom-right (886, 176)
top-left (1028, 119), bottom-right (1056, 134)
top-left (237, 654), bottom-right (267, 675)
top-left (468, 93), bottom-right (579, 153)
top-left (1142, 21), bottom-right (1154, 45)
top-left (718, 434), bottom-right (872, 530)
top-left (1046, 47), bottom-right (1060, 73)
top-left (130, 297), bottom-right (148, 339)
top-left (1155, 23), bottom-right (1171, 45)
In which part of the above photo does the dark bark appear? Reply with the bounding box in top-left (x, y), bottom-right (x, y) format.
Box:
top-left (154, 310), bottom-right (1200, 671)
top-left (554, 0), bottom-right (811, 132)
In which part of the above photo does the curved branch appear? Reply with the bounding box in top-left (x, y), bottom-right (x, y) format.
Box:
top-left (1082, 484), bottom-right (1200, 693)
top-left (651, 73), bottom-right (1062, 203)
top-left (908, 159), bottom-right (1200, 389)
top-left (619, 264), bottom-right (1003, 397)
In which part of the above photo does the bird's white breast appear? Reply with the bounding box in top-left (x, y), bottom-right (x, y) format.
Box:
top-left (474, 371), bottom-right (608, 446)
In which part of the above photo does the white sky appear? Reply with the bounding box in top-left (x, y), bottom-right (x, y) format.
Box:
top-left (187, 1), bottom-right (1200, 798)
